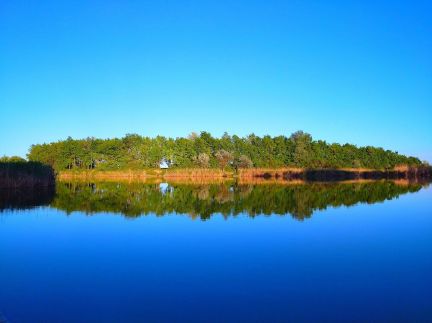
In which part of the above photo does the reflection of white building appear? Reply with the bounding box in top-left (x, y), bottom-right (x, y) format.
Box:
top-left (159, 183), bottom-right (172, 195)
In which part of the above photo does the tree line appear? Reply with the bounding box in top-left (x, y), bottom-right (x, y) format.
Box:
top-left (27, 131), bottom-right (423, 171)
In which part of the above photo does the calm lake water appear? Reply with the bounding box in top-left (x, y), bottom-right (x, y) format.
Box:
top-left (1, 181), bottom-right (431, 322)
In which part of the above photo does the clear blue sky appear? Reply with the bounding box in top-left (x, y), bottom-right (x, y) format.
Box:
top-left (1, 0), bottom-right (431, 161)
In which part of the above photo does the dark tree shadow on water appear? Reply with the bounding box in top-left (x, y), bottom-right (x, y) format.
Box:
top-left (0, 186), bottom-right (55, 211)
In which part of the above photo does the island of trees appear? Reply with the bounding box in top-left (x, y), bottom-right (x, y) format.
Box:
top-left (27, 131), bottom-right (425, 172)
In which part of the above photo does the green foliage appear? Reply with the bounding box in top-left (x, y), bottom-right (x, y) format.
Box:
top-left (0, 155), bottom-right (26, 163)
top-left (27, 131), bottom-right (423, 171)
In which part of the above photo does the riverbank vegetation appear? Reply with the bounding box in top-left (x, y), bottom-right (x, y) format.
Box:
top-left (28, 131), bottom-right (425, 171)
top-left (0, 159), bottom-right (55, 188)
top-left (57, 166), bottom-right (432, 182)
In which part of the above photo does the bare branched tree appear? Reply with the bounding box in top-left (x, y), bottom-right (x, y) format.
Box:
top-left (215, 149), bottom-right (233, 170)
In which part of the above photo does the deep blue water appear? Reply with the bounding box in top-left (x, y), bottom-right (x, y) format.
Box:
top-left (1, 182), bottom-right (431, 322)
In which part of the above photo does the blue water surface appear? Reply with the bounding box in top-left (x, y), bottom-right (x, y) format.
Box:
top-left (1, 185), bottom-right (431, 322)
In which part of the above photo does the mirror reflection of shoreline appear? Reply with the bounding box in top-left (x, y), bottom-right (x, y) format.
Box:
top-left (2, 181), bottom-right (425, 220)
top-left (0, 186), bottom-right (55, 211)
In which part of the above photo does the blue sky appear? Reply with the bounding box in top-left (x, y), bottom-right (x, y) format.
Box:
top-left (1, 0), bottom-right (431, 161)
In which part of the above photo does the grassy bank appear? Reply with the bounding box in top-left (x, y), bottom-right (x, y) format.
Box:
top-left (58, 166), bottom-right (432, 182)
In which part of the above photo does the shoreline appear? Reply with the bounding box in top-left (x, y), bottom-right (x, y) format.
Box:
top-left (57, 167), bottom-right (432, 183)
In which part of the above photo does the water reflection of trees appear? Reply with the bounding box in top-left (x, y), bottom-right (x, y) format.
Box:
top-left (0, 186), bottom-right (55, 211)
top-left (51, 181), bottom-right (424, 220)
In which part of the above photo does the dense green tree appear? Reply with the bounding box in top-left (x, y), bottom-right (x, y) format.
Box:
top-left (290, 131), bottom-right (313, 167)
top-left (27, 131), bottom-right (423, 171)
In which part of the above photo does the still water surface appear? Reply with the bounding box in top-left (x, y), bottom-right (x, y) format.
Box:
top-left (1, 181), bottom-right (431, 322)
